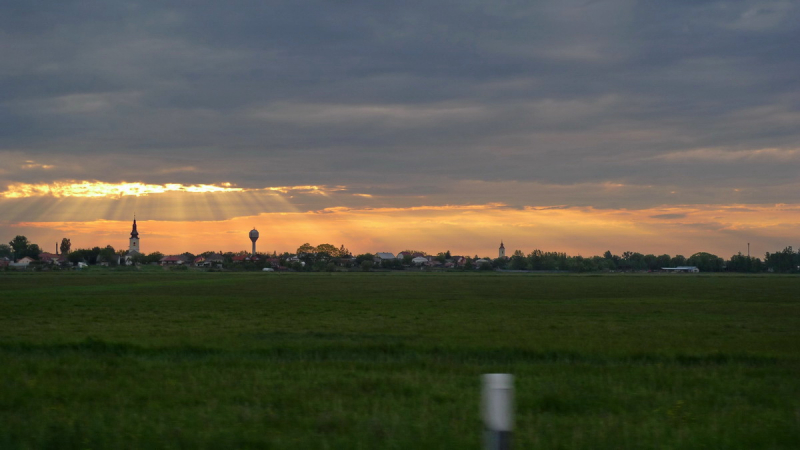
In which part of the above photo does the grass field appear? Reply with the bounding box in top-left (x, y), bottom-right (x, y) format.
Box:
top-left (1, 271), bottom-right (798, 449)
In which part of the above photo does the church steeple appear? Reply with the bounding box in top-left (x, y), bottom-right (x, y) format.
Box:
top-left (128, 216), bottom-right (140, 253)
top-left (130, 216), bottom-right (139, 238)
top-left (499, 240), bottom-right (506, 259)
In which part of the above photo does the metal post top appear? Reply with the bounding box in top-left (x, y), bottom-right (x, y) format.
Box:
top-left (483, 373), bottom-right (514, 389)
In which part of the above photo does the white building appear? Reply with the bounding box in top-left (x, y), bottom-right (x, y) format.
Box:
top-left (661, 266), bottom-right (700, 273)
top-left (374, 252), bottom-right (396, 261)
top-left (411, 256), bottom-right (429, 266)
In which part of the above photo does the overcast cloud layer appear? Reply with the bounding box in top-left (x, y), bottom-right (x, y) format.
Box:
top-left (2, 0), bottom-right (799, 220)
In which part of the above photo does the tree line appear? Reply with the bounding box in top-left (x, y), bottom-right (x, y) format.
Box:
top-left (3, 235), bottom-right (800, 273)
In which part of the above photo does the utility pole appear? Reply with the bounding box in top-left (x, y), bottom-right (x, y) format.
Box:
top-left (747, 242), bottom-right (750, 258)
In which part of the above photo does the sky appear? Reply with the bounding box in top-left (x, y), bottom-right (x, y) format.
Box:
top-left (1, 0), bottom-right (799, 257)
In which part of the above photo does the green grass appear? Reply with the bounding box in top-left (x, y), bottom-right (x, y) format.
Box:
top-left (1, 272), bottom-right (798, 449)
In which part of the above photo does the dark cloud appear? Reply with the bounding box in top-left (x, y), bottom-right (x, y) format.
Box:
top-left (1, 0), bottom-right (798, 208)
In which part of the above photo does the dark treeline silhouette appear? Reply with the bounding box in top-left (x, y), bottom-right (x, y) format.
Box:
top-left (495, 247), bottom-right (799, 273)
top-left (3, 235), bottom-right (800, 273)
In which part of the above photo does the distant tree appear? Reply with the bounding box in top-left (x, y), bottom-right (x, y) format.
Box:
top-left (727, 252), bottom-right (763, 273)
top-left (0, 244), bottom-right (12, 258)
top-left (312, 260), bottom-right (330, 271)
top-left (296, 243), bottom-right (315, 255)
top-left (642, 254), bottom-right (658, 271)
top-left (764, 246), bottom-right (796, 273)
top-left (602, 251), bottom-right (620, 269)
top-left (315, 243), bottom-right (338, 258)
top-left (130, 253), bottom-right (147, 265)
top-left (7, 235), bottom-right (42, 260)
top-left (670, 255), bottom-right (686, 267)
top-left (435, 252), bottom-right (447, 263)
top-left (508, 254), bottom-right (528, 270)
top-left (627, 253), bottom-right (645, 270)
top-left (59, 238), bottom-right (71, 255)
top-left (98, 245), bottom-right (118, 265)
top-left (67, 250), bottom-right (84, 264)
top-left (687, 252), bottom-right (724, 272)
top-left (67, 248), bottom-right (98, 264)
top-left (355, 253), bottom-right (375, 264)
top-left (9, 235), bottom-right (31, 259)
top-left (23, 244), bottom-right (41, 259)
top-left (145, 252), bottom-right (164, 264)
top-left (360, 260), bottom-right (372, 271)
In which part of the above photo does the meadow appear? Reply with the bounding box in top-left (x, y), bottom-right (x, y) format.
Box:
top-left (1, 271), bottom-right (798, 449)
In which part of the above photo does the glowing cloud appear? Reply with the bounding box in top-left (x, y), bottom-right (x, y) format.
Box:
top-left (20, 161), bottom-right (55, 170)
top-left (0, 181), bottom-right (243, 199)
top-left (0, 181), bottom-right (347, 199)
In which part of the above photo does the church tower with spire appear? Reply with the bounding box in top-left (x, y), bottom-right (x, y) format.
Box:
top-left (129, 217), bottom-right (140, 254)
top-left (499, 240), bottom-right (505, 259)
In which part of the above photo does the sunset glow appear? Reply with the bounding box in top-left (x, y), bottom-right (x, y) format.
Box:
top-left (1, 1), bottom-right (798, 260)
top-left (7, 200), bottom-right (799, 257)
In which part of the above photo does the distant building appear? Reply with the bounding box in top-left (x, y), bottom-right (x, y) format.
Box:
top-left (411, 256), bottom-right (428, 266)
top-left (264, 257), bottom-right (281, 268)
top-left (205, 254), bottom-right (224, 265)
top-left (232, 254), bottom-right (260, 263)
top-left (160, 255), bottom-right (185, 265)
top-left (10, 256), bottom-right (35, 268)
top-left (195, 254), bottom-right (224, 267)
top-left (129, 217), bottom-right (140, 254)
top-left (661, 266), bottom-right (700, 273)
top-left (374, 252), bottom-right (396, 262)
top-left (38, 252), bottom-right (67, 265)
top-left (499, 241), bottom-right (505, 259)
top-left (474, 258), bottom-right (491, 268)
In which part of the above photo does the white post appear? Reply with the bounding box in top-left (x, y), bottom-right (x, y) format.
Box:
top-left (482, 374), bottom-right (514, 450)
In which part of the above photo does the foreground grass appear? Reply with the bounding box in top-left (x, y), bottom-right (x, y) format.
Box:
top-left (1, 271), bottom-right (798, 449)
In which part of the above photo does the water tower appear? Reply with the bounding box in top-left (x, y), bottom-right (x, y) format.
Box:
top-left (249, 228), bottom-right (259, 256)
